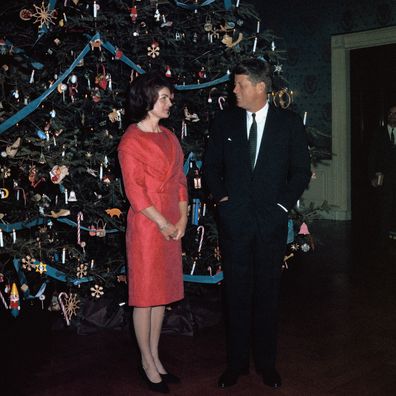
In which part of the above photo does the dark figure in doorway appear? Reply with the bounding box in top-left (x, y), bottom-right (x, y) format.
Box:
top-left (204, 59), bottom-right (311, 390)
top-left (368, 105), bottom-right (396, 247)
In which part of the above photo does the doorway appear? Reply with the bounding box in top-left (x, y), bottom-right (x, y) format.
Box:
top-left (350, 43), bottom-right (396, 243)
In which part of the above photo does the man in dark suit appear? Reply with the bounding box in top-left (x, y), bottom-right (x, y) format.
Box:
top-left (368, 105), bottom-right (396, 247)
top-left (204, 59), bottom-right (311, 389)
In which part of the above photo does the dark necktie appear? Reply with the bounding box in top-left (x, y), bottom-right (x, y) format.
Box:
top-left (249, 113), bottom-right (257, 169)
top-left (391, 128), bottom-right (395, 145)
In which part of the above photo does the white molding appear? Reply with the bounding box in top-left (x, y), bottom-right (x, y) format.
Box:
top-left (318, 26), bottom-right (396, 220)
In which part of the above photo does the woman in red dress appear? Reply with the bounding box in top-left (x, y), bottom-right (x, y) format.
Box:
top-left (118, 72), bottom-right (188, 394)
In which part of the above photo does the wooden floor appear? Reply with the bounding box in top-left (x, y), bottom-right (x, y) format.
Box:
top-left (3, 220), bottom-right (396, 396)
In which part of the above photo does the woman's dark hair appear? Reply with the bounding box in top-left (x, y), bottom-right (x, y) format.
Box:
top-left (233, 58), bottom-right (273, 93)
top-left (126, 71), bottom-right (174, 123)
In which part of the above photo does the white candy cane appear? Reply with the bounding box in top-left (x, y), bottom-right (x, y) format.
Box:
top-left (181, 120), bottom-right (187, 139)
top-left (197, 225), bottom-right (205, 253)
top-left (190, 226), bottom-right (205, 275)
top-left (77, 212), bottom-right (83, 245)
top-left (218, 96), bottom-right (226, 110)
top-left (58, 292), bottom-right (71, 326)
top-left (0, 290), bottom-right (8, 309)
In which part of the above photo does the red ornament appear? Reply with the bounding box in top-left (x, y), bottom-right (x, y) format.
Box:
top-left (130, 5), bottom-right (137, 22)
top-left (115, 48), bottom-right (123, 59)
top-left (198, 67), bottom-right (206, 79)
top-left (165, 65), bottom-right (172, 78)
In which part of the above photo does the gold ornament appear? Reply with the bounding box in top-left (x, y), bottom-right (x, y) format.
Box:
top-left (36, 261), bottom-right (47, 274)
top-left (105, 208), bottom-right (122, 218)
top-left (272, 88), bottom-right (293, 109)
top-left (64, 293), bottom-right (80, 319)
top-left (32, 2), bottom-right (57, 29)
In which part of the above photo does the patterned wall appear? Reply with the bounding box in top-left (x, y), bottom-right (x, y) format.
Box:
top-left (252, 0), bottom-right (396, 148)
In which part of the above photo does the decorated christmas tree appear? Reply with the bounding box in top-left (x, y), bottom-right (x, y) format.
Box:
top-left (0, 0), bottom-right (309, 323)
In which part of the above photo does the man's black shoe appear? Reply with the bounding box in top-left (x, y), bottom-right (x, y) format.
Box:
top-left (218, 368), bottom-right (249, 388)
top-left (262, 368), bottom-right (281, 388)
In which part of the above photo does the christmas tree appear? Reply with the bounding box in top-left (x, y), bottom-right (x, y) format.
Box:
top-left (0, 0), bottom-right (299, 322)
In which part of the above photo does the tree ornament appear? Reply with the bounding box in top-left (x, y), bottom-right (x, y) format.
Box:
top-left (58, 292), bottom-right (80, 325)
top-left (114, 48), bottom-right (123, 59)
top-left (90, 38), bottom-right (103, 51)
top-left (91, 87), bottom-right (101, 103)
top-left (19, 9), bottom-right (33, 21)
top-left (47, 209), bottom-right (71, 218)
top-left (10, 283), bottom-right (20, 317)
top-left (184, 107), bottom-right (200, 122)
top-left (204, 15), bottom-right (212, 32)
top-left (274, 64), bottom-right (283, 74)
top-left (48, 294), bottom-right (60, 311)
top-left (147, 41), bottom-right (160, 58)
top-left (105, 208), bottom-right (122, 218)
top-left (197, 67), bottom-right (206, 79)
top-left (22, 255), bottom-right (36, 271)
top-left (76, 263), bottom-right (88, 278)
top-left (298, 222), bottom-right (310, 235)
top-left (49, 165), bottom-right (69, 184)
top-left (0, 187), bottom-right (10, 199)
top-left (165, 65), bottom-right (172, 78)
top-left (95, 65), bottom-right (108, 89)
top-left (290, 243), bottom-right (299, 251)
top-left (130, 5), bottom-right (137, 22)
top-left (68, 190), bottom-right (77, 202)
top-left (32, 1), bottom-right (57, 29)
top-left (36, 261), bottom-right (47, 274)
top-left (154, 7), bottom-right (161, 22)
top-left (6, 137), bottom-right (21, 158)
top-left (273, 88), bottom-right (293, 109)
top-left (0, 166), bottom-right (11, 179)
top-left (221, 32), bottom-right (244, 48)
top-left (90, 284), bottom-right (104, 299)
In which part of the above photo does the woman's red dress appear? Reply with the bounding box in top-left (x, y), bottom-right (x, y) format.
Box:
top-left (118, 124), bottom-right (188, 307)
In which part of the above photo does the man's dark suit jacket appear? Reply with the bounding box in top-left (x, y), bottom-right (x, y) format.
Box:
top-left (368, 125), bottom-right (396, 184)
top-left (204, 105), bottom-right (311, 246)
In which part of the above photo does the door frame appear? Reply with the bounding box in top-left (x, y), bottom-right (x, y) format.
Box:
top-left (328, 26), bottom-right (396, 220)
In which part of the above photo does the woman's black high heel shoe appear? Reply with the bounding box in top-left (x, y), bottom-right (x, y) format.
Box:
top-left (138, 365), bottom-right (169, 394)
top-left (160, 372), bottom-right (181, 384)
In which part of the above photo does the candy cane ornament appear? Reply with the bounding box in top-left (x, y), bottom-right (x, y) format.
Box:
top-left (77, 212), bottom-right (83, 246)
top-left (58, 292), bottom-right (71, 326)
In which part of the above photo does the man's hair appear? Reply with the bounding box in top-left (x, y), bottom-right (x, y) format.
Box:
top-left (126, 71), bottom-right (174, 123)
top-left (233, 58), bottom-right (273, 92)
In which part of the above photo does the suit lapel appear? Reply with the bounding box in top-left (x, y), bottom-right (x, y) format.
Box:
top-left (232, 108), bottom-right (252, 174)
top-left (253, 105), bottom-right (276, 176)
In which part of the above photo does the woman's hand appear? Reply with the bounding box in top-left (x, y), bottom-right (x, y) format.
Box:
top-left (171, 215), bottom-right (188, 240)
top-left (158, 221), bottom-right (178, 241)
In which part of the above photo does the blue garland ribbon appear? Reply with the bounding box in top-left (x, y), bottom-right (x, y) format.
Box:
top-left (0, 33), bottom-right (96, 134)
top-left (183, 152), bottom-right (202, 175)
top-left (13, 259), bottom-right (48, 300)
top-left (1, 29), bottom-right (232, 134)
top-left (12, 256), bottom-right (222, 301)
top-left (0, 214), bottom-right (121, 233)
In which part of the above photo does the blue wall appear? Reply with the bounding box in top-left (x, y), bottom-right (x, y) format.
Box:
top-left (253, 0), bottom-right (396, 139)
